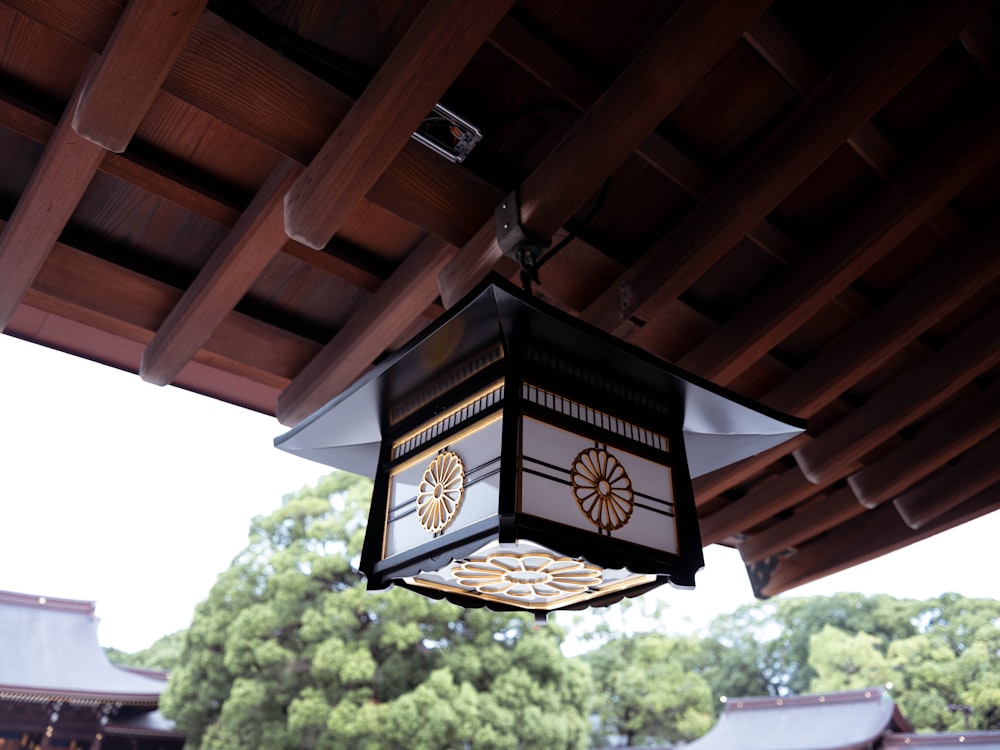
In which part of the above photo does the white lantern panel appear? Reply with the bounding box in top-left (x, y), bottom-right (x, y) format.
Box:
top-left (385, 415), bottom-right (504, 558)
top-left (520, 416), bottom-right (678, 554)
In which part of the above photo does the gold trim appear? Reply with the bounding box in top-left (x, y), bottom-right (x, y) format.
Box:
top-left (570, 447), bottom-right (635, 531)
top-left (416, 450), bottom-right (466, 534)
top-left (406, 567), bottom-right (658, 611)
top-left (392, 379), bottom-right (505, 455)
top-left (452, 552), bottom-right (602, 598)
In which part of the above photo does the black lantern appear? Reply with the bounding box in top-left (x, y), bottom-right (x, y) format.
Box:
top-left (276, 277), bottom-right (804, 612)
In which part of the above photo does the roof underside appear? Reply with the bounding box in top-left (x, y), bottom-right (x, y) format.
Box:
top-left (0, 0), bottom-right (998, 597)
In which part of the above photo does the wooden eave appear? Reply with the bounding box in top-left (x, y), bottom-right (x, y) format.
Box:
top-left (0, 0), bottom-right (998, 597)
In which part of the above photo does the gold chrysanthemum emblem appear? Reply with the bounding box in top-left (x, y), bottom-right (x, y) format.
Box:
top-left (416, 450), bottom-right (465, 533)
top-left (570, 447), bottom-right (634, 531)
top-left (453, 553), bottom-right (602, 599)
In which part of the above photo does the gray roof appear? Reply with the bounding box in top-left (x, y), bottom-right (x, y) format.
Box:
top-left (883, 734), bottom-right (1000, 749)
top-left (685, 688), bottom-right (908, 750)
top-left (0, 590), bottom-right (167, 704)
top-left (108, 710), bottom-right (184, 738)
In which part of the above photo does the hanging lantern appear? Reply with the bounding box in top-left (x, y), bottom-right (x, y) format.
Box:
top-left (276, 277), bottom-right (804, 613)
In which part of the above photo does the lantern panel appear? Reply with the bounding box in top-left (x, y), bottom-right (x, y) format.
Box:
top-left (386, 412), bottom-right (504, 559)
top-left (520, 416), bottom-right (677, 555)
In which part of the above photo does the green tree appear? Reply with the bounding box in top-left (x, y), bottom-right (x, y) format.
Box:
top-left (807, 625), bottom-right (893, 692)
top-left (106, 629), bottom-right (187, 670)
top-left (584, 632), bottom-right (714, 747)
top-left (161, 471), bottom-right (591, 750)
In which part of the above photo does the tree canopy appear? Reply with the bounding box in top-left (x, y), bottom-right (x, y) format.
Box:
top-left (152, 471), bottom-right (1000, 748)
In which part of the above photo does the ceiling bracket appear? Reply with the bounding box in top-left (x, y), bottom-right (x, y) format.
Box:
top-left (495, 190), bottom-right (549, 293)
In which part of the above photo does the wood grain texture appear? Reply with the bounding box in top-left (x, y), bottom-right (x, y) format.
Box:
top-left (893, 431), bottom-right (1000, 530)
top-left (277, 236), bottom-right (454, 425)
top-left (582, 0), bottom-right (992, 336)
top-left (72, 0), bottom-right (206, 152)
top-left (438, 0), bottom-right (772, 307)
top-left (848, 379), bottom-right (1000, 509)
top-left (284, 0), bottom-right (513, 249)
top-left (794, 305), bottom-right (1000, 485)
top-left (0, 60), bottom-right (104, 329)
top-left (676, 108), bottom-right (1000, 385)
top-left (140, 158), bottom-right (302, 386)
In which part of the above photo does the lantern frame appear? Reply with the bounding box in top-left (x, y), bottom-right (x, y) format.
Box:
top-left (276, 275), bottom-right (805, 613)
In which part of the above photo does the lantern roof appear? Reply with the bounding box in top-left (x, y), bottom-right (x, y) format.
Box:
top-left (276, 276), bottom-right (805, 479)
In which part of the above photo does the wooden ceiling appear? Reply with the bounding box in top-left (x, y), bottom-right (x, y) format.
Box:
top-left (2, 0), bottom-right (999, 598)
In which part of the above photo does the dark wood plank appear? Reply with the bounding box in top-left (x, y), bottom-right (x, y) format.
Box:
top-left (72, 0), bottom-right (206, 152)
top-left (893, 431), bottom-right (1000, 529)
top-left (762, 218), bottom-right (1000, 417)
top-left (739, 486), bottom-right (866, 564)
top-left (676, 110), bottom-right (1000, 386)
top-left (848, 379), bottom-right (1000, 508)
top-left (140, 159), bottom-right (302, 386)
top-left (582, 0), bottom-right (992, 336)
top-left (438, 0), bottom-right (772, 307)
top-left (0, 61), bottom-right (105, 329)
top-left (699, 460), bottom-right (862, 545)
top-left (277, 236), bottom-right (453, 425)
top-left (794, 305), bottom-right (1000, 485)
top-left (19, 230), bottom-right (320, 386)
top-left (758, 486), bottom-right (1000, 596)
top-left (692, 433), bottom-right (811, 507)
top-left (285, 0), bottom-right (513, 249)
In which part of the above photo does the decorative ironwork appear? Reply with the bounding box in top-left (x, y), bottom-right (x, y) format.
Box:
top-left (453, 553), bottom-right (602, 599)
top-left (570, 447), bottom-right (634, 531)
top-left (416, 450), bottom-right (466, 533)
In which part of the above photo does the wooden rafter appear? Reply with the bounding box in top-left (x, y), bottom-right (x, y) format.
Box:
top-left (692, 433), bottom-right (811, 506)
top-left (848, 379), bottom-right (1000, 509)
top-left (759, 486), bottom-right (1000, 596)
top-left (581, 0), bottom-right (992, 337)
top-left (276, 236), bottom-right (452, 426)
top-left (72, 0), bottom-right (207, 152)
top-left (893, 432), bottom-right (1000, 530)
top-left (739, 486), bottom-right (866, 564)
top-left (140, 159), bottom-right (303, 386)
top-left (675, 109), bottom-right (1000, 385)
top-left (794, 306), bottom-right (1000, 485)
top-left (437, 0), bottom-right (772, 308)
top-left (284, 0), bottom-right (513, 250)
top-left (762, 219), bottom-right (1000, 417)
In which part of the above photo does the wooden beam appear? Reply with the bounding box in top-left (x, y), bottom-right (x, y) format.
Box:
top-left (8, 0), bottom-right (503, 251)
top-left (437, 0), bottom-right (772, 308)
top-left (277, 236), bottom-right (453, 426)
top-left (793, 305), bottom-right (1000, 485)
top-left (762, 218), bottom-right (1000, 417)
top-left (893, 431), bottom-right (1000, 529)
top-left (0, 63), bottom-right (105, 329)
top-left (17, 229), bottom-right (320, 386)
top-left (742, 12), bottom-right (901, 179)
top-left (759, 486), bottom-right (1000, 596)
top-left (284, 0), bottom-right (513, 250)
top-left (675, 110), bottom-right (1000, 386)
top-left (848, 379), bottom-right (1000, 509)
top-left (693, 433), bottom-right (811, 506)
top-left (140, 159), bottom-right (302, 386)
top-left (739, 486), bottom-right (866, 564)
top-left (581, 0), bottom-right (991, 336)
top-left (72, 0), bottom-right (207, 152)
top-left (699, 458), bottom-right (862, 545)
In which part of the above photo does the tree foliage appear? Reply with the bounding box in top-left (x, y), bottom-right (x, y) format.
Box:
top-left (152, 471), bottom-right (1000, 747)
top-left (160, 472), bottom-right (590, 750)
top-left (106, 629), bottom-right (186, 671)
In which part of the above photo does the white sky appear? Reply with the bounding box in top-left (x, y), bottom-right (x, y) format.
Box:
top-left (1, 333), bottom-right (997, 652)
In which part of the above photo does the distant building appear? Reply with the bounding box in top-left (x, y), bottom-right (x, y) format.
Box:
top-left (615, 687), bottom-right (1000, 750)
top-left (0, 590), bottom-right (185, 750)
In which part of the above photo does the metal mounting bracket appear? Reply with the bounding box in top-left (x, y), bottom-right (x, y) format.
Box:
top-left (495, 191), bottom-right (548, 288)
